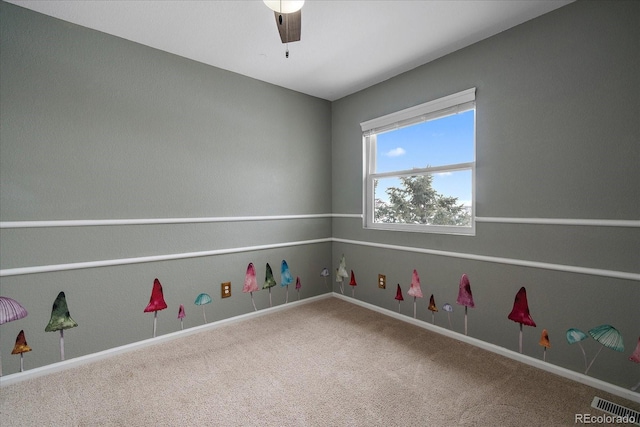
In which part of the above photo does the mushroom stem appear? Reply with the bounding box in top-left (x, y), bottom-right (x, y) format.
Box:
top-left (413, 297), bottom-right (417, 319)
top-left (447, 313), bottom-right (452, 329)
top-left (180, 319), bottom-right (184, 330)
top-left (584, 345), bottom-right (604, 375)
top-left (519, 323), bottom-right (523, 354)
top-left (464, 306), bottom-right (468, 335)
top-left (202, 306), bottom-right (207, 324)
top-left (60, 329), bottom-right (65, 361)
top-left (20, 354), bottom-right (24, 372)
top-left (398, 300), bottom-right (400, 313)
top-left (432, 312), bottom-right (435, 324)
top-left (0, 349), bottom-right (3, 376)
top-left (286, 286), bottom-right (289, 304)
top-left (352, 286), bottom-right (355, 298)
top-left (250, 292), bottom-right (257, 311)
top-left (578, 343), bottom-right (588, 371)
top-left (340, 282), bottom-right (344, 295)
top-left (269, 288), bottom-right (272, 307)
top-left (152, 311), bottom-right (158, 338)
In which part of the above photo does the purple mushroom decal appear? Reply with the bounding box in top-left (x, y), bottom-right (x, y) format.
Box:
top-left (45, 291), bottom-right (78, 360)
top-left (566, 328), bottom-right (589, 372)
top-left (178, 304), bottom-right (186, 330)
top-left (585, 324), bottom-right (624, 375)
top-left (456, 274), bottom-right (474, 335)
top-left (194, 293), bottom-right (212, 324)
top-left (295, 276), bottom-right (302, 301)
top-left (507, 286), bottom-right (536, 353)
top-left (281, 260), bottom-right (294, 303)
top-left (263, 263), bottom-right (277, 307)
top-left (630, 336), bottom-right (640, 391)
top-left (407, 269), bottom-right (423, 319)
top-left (320, 268), bottom-right (330, 289)
top-left (442, 303), bottom-right (453, 329)
top-left (0, 296), bottom-right (28, 376)
top-left (144, 279), bottom-right (168, 338)
top-left (11, 330), bottom-right (32, 372)
top-left (243, 262), bottom-right (259, 311)
top-left (395, 284), bottom-right (404, 313)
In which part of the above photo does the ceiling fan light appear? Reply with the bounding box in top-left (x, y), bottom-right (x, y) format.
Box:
top-left (263, 0), bottom-right (304, 14)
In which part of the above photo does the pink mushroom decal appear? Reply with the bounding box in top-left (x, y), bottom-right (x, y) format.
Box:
top-left (144, 279), bottom-right (168, 338)
top-left (295, 276), bottom-right (302, 301)
top-left (0, 296), bottom-right (28, 376)
top-left (395, 284), bottom-right (404, 313)
top-left (630, 336), bottom-right (640, 391)
top-left (456, 274), bottom-right (474, 335)
top-left (178, 304), bottom-right (186, 330)
top-left (407, 269), bottom-right (423, 319)
top-left (349, 270), bottom-right (357, 298)
top-left (11, 330), bottom-right (32, 372)
top-left (507, 286), bottom-right (536, 353)
top-left (243, 262), bottom-right (259, 311)
top-left (45, 291), bottom-right (78, 360)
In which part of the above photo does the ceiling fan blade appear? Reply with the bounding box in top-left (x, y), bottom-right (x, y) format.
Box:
top-left (274, 10), bottom-right (301, 43)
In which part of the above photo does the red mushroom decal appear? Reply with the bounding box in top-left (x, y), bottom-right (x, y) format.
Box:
top-left (144, 278), bottom-right (168, 338)
top-left (349, 270), bottom-right (357, 298)
top-left (507, 286), bottom-right (536, 353)
top-left (395, 284), bottom-right (404, 313)
top-left (456, 274), bottom-right (474, 335)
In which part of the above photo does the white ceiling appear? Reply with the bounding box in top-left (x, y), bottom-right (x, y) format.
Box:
top-left (6, 0), bottom-right (573, 101)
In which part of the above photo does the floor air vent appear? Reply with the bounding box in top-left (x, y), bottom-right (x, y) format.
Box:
top-left (591, 396), bottom-right (640, 425)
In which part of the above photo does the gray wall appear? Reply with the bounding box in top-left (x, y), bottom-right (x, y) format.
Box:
top-left (331, 0), bottom-right (639, 389)
top-left (1, 0), bottom-right (638, 391)
top-left (0, 2), bottom-right (332, 373)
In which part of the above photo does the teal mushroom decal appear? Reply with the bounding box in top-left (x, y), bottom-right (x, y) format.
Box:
top-left (566, 328), bottom-right (589, 372)
top-left (281, 260), bottom-right (294, 304)
top-left (585, 324), bottom-right (624, 375)
top-left (194, 293), bottom-right (212, 324)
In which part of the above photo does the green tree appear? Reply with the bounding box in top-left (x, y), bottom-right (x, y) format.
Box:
top-left (375, 175), bottom-right (470, 226)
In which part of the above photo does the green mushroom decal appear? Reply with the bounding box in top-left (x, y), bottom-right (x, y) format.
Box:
top-left (45, 292), bottom-right (78, 361)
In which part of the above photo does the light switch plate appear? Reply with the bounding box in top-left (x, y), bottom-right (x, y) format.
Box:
top-left (221, 282), bottom-right (231, 298)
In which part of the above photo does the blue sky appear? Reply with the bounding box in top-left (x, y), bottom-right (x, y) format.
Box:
top-left (375, 109), bottom-right (474, 206)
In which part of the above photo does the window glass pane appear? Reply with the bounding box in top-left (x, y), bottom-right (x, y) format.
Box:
top-left (374, 170), bottom-right (471, 227)
top-left (375, 109), bottom-right (474, 173)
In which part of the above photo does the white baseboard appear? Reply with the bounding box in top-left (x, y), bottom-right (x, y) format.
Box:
top-left (0, 293), bottom-right (332, 387)
top-left (331, 292), bottom-right (639, 403)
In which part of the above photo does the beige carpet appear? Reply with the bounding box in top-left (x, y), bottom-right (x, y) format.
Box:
top-left (1, 297), bottom-right (638, 426)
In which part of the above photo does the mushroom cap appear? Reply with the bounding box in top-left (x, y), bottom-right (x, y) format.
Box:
top-left (566, 328), bottom-right (588, 344)
top-left (320, 268), bottom-right (330, 278)
top-left (177, 304), bottom-right (186, 319)
top-left (456, 274), bottom-right (474, 308)
top-left (395, 284), bottom-right (404, 301)
top-left (349, 270), bottom-right (357, 287)
top-left (11, 330), bottom-right (32, 354)
top-left (0, 296), bottom-right (28, 325)
top-left (194, 293), bottom-right (212, 305)
top-left (629, 336), bottom-right (640, 363)
top-left (539, 329), bottom-right (551, 348)
top-left (263, 263), bottom-right (277, 289)
top-left (427, 294), bottom-right (438, 312)
top-left (507, 286), bottom-right (536, 327)
top-left (295, 276), bottom-right (302, 290)
top-left (442, 303), bottom-right (453, 313)
top-left (280, 260), bottom-right (294, 287)
top-left (243, 262), bottom-right (259, 293)
top-left (407, 269), bottom-right (423, 298)
top-left (588, 324), bottom-right (624, 352)
top-left (144, 279), bottom-right (168, 313)
top-left (45, 291), bottom-right (78, 332)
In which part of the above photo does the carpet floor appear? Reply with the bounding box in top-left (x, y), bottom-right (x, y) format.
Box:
top-left (1, 297), bottom-right (638, 426)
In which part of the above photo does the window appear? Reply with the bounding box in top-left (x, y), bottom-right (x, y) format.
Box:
top-left (361, 88), bottom-right (476, 235)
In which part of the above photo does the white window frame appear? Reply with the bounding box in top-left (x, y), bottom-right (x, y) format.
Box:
top-left (361, 88), bottom-right (476, 235)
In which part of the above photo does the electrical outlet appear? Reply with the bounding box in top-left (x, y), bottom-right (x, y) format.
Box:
top-left (378, 274), bottom-right (386, 289)
top-left (221, 282), bottom-right (231, 298)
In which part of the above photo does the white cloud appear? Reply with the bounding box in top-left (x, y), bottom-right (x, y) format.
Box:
top-left (385, 147), bottom-right (406, 157)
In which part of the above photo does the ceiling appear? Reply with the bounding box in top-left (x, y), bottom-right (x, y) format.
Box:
top-left (6, 0), bottom-right (573, 101)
